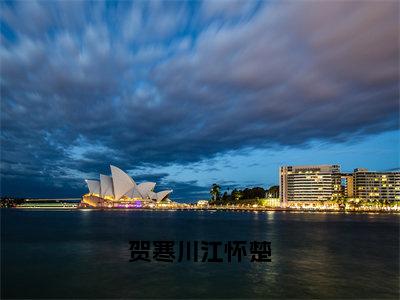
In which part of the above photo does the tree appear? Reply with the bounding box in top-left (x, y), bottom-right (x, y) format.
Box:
top-left (381, 199), bottom-right (390, 209)
top-left (231, 189), bottom-right (242, 202)
top-left (267, 186), bottom-right (279, 198)
top-left (222, 191), bottom-right (228, 201)
top-left (333, 195), bottom-right (347, 210)
top-left (210, 184), bottom-right (221, 202)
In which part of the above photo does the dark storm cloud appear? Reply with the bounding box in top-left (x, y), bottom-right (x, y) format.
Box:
top-left (1, 1), bottom-right (398, 198)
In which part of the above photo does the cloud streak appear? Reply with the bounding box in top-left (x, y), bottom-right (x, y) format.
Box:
top-left (1, 0), bottom-right (399, 199)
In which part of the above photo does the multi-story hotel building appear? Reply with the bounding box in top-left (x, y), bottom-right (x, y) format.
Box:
top-left (279, 165), bottom-right (400, 207)
top-left (351, 168), bottom-right (400, 201)
top-left (279, 165), bottom-right (341, 207)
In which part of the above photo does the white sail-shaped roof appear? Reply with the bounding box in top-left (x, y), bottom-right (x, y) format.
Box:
top-left (138, 182), bottom-right (156, 198)
top-left (124, 188), bottom-right (133, 198)
top-left (83, 165), bottom-right (173, 204)
top-left (100, 174), bottom-right (114, 198)
top-left (148, 191), bottom-right (157, 201)
top-left (156, 190), bottom-right (173, 202)
top-left (85, 179), bottom-right (100, 195)
top-left (124, 187), bottom-right (142, 199)
top-left (110, 165), bottom-right (137, 201)
top-left (132, 189), bottom-right (142, 198)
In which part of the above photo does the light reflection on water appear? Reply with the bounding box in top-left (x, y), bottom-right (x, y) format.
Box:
top-left (1, 209), bottom-right (399, 299)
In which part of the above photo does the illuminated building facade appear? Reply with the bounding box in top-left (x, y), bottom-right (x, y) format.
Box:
top-left (351, 168), bottom-right (400, 201)
top-left (197, 200), bottom-right (209, 207)
top-left (82, 165), bottom-right (173, 208)
top-left (279, 165), bottom-right (341, 207)
top-left (279, 165), bottom-right (400, 207)
top-left (342, 174), bottom-right (354, 198)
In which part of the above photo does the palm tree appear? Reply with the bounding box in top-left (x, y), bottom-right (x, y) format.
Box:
top-left (333, 195), bottom-right (347, 210)
top-left (380, 199), bottom-right (390, 210)
top-left (210, 184), bottom-right (221, 202)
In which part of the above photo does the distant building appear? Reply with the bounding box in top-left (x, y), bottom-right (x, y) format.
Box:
top-left (197, 200), bottom-right (209, 207)
top-left (279, 165), bottom-right (341, 207)
top-left (279, 165), bottom-right (400, 207)
top-left (350, 169), bottom-right (400, 202)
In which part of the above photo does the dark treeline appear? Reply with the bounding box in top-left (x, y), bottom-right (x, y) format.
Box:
top-left (210, 184), bottom-right (279, 205)
top-left (0, 197), bottom-right (25, 208)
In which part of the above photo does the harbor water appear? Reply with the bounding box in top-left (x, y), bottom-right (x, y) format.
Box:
top-left (1, 209), bottom-right (399, 298)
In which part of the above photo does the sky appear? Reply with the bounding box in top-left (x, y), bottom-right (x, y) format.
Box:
top-left (1, 0), bottom-right (399, 201)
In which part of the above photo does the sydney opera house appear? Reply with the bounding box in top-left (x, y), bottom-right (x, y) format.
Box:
top-left (81, 165), bottom-right (172, 208)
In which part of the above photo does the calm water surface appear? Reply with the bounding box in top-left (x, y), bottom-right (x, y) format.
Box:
top-left (1, 209), bottom-right (399, 299)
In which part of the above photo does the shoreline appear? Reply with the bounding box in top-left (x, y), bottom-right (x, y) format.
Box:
top-left (7, 206), bottom-right (400, 214)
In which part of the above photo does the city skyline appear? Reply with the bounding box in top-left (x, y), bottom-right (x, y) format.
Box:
top-left (1, 1), bottom-right (399, 201)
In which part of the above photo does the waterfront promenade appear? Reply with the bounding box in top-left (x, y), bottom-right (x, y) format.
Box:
top-left (6, 196), bottom-right (399, 213)
top-left (14, 202), bottom-right (400, 213)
